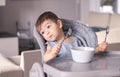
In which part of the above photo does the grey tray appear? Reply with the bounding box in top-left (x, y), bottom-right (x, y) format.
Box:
top-left (44, 51), bottom-right (120, 77)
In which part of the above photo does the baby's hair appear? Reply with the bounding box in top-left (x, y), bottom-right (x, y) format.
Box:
top-left (36, 11), bottom-right (59, 27)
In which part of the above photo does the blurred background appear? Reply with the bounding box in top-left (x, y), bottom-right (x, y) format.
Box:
top-left (0, 0), bottom-right (120, 57)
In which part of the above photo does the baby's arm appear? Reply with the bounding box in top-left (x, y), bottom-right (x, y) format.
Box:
top-left (95, 42), bottom-right (108, 53)
top-left (43, 44), bottom-right (61, 62)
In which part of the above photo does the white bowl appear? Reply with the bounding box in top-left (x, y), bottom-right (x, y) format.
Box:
top-left (71, 47), bottom-right (95, 63)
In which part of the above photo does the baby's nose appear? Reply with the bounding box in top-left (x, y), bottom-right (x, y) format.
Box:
top-left (46, 31), bottom-right (50, 35)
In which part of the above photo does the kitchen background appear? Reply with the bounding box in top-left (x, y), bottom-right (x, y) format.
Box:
top-left (0, 0), bottom-right (120, 56)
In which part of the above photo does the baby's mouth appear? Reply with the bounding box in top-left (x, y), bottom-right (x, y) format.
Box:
top-left (49, 34), bottom-right (53, 38)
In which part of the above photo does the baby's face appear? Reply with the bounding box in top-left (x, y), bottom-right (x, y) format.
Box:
top-left (38, 19), bottom-right (62, 42)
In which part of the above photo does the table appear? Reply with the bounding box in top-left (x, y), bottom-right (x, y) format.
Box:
top-left (44, 51), bottom-right (120, 77)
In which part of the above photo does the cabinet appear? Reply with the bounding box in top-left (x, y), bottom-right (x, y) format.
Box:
top-left (0, 0), bottom-right (6, 6)
top-left (16, 22), bottom-right (35, 54)
top-left (0, 37), bottom-right (18, 57)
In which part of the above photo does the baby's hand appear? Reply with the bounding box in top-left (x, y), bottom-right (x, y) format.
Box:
top-left (51, 44), bottom-right (61, 56)
top-left (95, 42), bottom-right (108, 53)
top-left (44, 44), bottom-right (61, 62)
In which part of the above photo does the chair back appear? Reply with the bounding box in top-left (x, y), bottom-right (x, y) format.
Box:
top-left (33, 19), bottom-right (98, 56)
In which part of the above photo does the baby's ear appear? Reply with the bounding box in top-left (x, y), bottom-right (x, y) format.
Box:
top-left (57, 19), bottom-right (62, 28)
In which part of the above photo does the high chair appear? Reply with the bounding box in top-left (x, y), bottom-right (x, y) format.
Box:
top-left (33, 18), bottom-right (98, 56)
top-left (33, 18), bottom-right (98, 77)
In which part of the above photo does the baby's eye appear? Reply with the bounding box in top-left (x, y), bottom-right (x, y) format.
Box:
top-left (41, 31), bottom-right (44, 35)
top-left (47, 25), bottom-right (51, 29)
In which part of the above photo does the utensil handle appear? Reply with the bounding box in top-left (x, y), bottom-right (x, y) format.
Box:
top-left (104, 33), bottom-right (107, 42)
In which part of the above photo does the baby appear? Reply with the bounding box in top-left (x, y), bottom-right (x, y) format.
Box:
top-left (35, 11), bottom-right (108, 62)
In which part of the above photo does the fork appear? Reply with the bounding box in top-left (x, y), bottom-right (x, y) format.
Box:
top-left (104, 26), bottom-right (110, 42)
top-left (104, 13), bottom-right (111, 42)
top-left (60, 28), bottom-right (72, 44)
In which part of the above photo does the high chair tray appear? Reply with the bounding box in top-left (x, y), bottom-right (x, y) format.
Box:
top-left (44, 51), bottom-right (120, 77)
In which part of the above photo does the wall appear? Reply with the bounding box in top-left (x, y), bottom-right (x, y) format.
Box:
top-left (0, 0), bottom-right (82, 36)
top-left (79, 0), bottom-right (89, 23)
top-left (116, 0), bottom-right (120, 13)
top-left (89, 0), bottom-right (100, 12)
top-left (0, 0), bottom-right (6, 6)
top-left (87, 12), bottom-right (120, 29)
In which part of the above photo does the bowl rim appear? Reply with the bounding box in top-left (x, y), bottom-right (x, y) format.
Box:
top-left (71, 47), bottom-right (95, 52)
